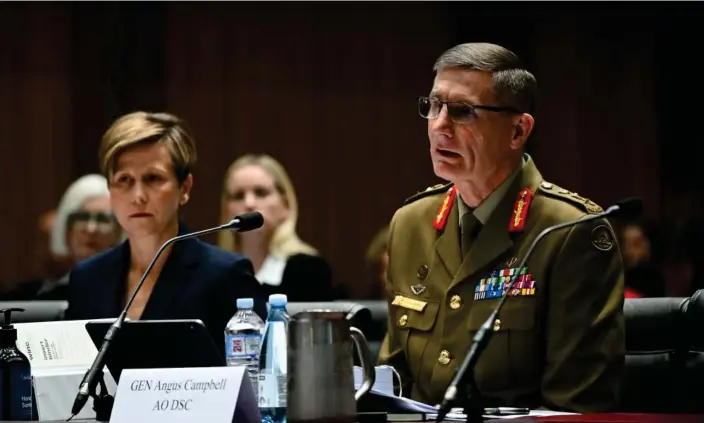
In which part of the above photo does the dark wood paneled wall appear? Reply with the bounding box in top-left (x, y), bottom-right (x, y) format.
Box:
top-left (0, 2), bottom-right (700, 297)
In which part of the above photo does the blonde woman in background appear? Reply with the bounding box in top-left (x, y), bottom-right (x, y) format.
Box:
top-left (219, 154), bottom-right (337, 302)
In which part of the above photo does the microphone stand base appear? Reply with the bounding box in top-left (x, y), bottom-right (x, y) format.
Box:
top-left (462, 370), bottom-right (484, 423)
top-left (93, 394), bottom-right (115, 422)
top-left (462, 404), bottom-right (484, 423)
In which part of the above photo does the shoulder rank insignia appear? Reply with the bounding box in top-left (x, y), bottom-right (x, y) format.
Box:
top-left (433, 185), bottom-right (457, 231)
top-left (508, 188), bottom-right (533, 232)
top-left (538, 180), bottom-right (603, 214)
top-left (404, 183), bottom-right (452, 206)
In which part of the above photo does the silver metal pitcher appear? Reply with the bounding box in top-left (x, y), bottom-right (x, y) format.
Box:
top-left (287, 310), bottom-right (375, 423)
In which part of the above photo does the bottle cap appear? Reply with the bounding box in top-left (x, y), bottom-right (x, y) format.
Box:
top-left (237, 298), bottom-right (254, 309)
top-left (0, 308), bottom-right (24, 344)
top-left (269, 294), bottom-right (288, 307)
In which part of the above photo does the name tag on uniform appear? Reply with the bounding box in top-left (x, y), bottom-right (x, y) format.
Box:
top-left (392, 295), bottom-right (427, 312)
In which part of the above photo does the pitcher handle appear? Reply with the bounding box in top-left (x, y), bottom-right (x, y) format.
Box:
top-left (350, 326), bottom-right (375, 401)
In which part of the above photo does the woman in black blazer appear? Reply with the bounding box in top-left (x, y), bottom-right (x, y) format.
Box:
top-left (217, 154), bottom-right (337, 302)
top-left (64, 112), bottom-right (267, 348)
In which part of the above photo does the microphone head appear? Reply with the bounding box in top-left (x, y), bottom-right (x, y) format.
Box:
top-left (612, 197), bottom-right (643, 219)
top-left (231, 211), bottom-right (264, 232)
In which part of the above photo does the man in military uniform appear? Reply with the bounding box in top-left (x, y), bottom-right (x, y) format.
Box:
top-left (378, 42), bottom-right (625, 413)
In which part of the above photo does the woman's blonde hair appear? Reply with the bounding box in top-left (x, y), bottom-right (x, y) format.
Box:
top-left (99, 111), bottom-right (197, 183)
top-left (217, 154), bottom-right (317, 260)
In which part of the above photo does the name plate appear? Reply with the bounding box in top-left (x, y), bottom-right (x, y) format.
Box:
top-left (110, 366), bottom-right (251, 423)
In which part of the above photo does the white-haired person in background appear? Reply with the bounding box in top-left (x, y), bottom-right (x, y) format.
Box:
top-left (7, 174), bottom-right (124, 300)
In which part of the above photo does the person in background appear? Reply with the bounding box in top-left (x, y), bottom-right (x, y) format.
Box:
top-left (363, 225), bottom-right (390, 300)
top-left (618, 219), bottom-right (666, 298)
top-left (65, 112), bottom-right (266, 348)
top-left (6, 175), bottom-right (123, 300)
top-left (218, 154), bottom-right (336, 302)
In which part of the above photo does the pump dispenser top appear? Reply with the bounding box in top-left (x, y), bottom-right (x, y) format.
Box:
top-left (0, 307), bottom-right (23, 345)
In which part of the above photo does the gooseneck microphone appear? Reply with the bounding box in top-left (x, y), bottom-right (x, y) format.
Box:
top-left (435, 197), bottom-right (642, 422)
top-left (68, 211), bottom-right (264, 420)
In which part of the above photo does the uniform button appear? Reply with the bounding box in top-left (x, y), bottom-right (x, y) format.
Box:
top-left (493, 318), bottom-right (502, 332)
top-left (417, 265), bottom-right (429, 280)
top-left (399, 314), bottom-right (408, 327)
top-left (449, 295), bottom-right (462, 310)
top-left (540, 181), bottom-right (553, 190)
top-left (438, 350), bottom-right (451, 365)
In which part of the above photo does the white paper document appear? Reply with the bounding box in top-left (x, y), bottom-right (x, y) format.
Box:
top-left (427, 408), bottom-right (579, 420)
top-left (354, 365), bottom-right (396, 396)
top-left (496, 409), bottom-right (578, 419)
top-left (13, 319), bottom-right (118, 420)
top-left (15, 318), bottom-right (115, 371)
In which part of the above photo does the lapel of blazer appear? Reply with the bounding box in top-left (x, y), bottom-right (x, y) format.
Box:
top-left (92, 242), bottom-right (130, 318)
top-left (139, 225), bottom-right (201, 320)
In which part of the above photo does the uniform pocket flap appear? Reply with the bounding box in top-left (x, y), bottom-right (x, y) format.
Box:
top-left (466, 300), bottom-right (536, 332)
top-left (391, 293), bottom-right (440, 331)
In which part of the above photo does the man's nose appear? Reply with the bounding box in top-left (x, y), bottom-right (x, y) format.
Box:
top-left (433, 104), bottom-right (454, 128)
top-left (429, 105), bottom-right (453, 135)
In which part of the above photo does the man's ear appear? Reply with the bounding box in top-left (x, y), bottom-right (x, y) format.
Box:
top-left (180, 173), bottom-right (193, 205)
top-left (510, 113), bottom-right (535, 150)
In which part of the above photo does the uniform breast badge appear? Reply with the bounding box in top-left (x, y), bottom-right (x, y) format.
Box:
top-left (411, 284), bottom-right (426, 296)
top-left (474, 267), bottom-right (536, 300)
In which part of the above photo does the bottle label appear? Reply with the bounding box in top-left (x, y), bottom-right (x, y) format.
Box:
top-left (10, 370), bottom-right (33, 420)
top-left (225, 334), bottom-right (262, 359)
top-left (257, 372), bottom-right (286, 408)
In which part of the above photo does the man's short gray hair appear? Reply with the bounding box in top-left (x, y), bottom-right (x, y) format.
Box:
top-left (433, 42), bottom-right (537, 115)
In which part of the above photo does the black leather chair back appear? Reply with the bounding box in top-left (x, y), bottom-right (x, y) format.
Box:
top-left (339, 300), bottom-right (388, 359)
top-left (621, 289), bottom-right (704, 413)
top-left (0, 300), bottom-right (68, 323)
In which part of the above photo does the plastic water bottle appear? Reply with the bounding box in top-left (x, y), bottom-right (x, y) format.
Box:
top-left (225, 298), bottom-right (265, 394)
top-left (258, 294), bottom-right (290, 423)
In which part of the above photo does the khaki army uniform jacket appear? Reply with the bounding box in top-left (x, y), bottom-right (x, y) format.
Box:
top-left (378, 155), bottom-right (625, 413)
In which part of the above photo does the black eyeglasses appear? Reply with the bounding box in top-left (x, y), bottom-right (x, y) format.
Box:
top-left (418, 96), bottom-right (521, 124)
top-left (67, 211), bottom-right (117, 233)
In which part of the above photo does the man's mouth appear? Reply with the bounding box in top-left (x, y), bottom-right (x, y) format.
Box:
top-left (436, 148), bottom-right (462, 158)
